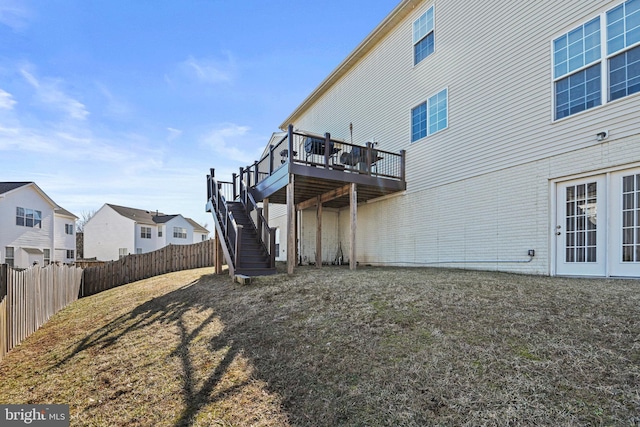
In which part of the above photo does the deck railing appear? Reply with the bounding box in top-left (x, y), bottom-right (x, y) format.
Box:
top-left (250, 124), bottom-right (406, 187)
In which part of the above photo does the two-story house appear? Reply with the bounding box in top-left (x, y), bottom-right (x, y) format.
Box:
top-left (0, 182), bottom-right (77, 268)
top-left (84, 203), bottom-right (209, 261)
top-left (207, 0), bottom-right (640, 278)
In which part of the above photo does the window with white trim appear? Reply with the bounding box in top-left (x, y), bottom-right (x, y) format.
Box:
top-left (411, 88), bottom-right (448, 142)
top-left (43, 249), bottom-right (50, 265)
top-left (16, 207), bottom-right (42, 228)
top-left (119, 248), bottom-right (127, 259)
top-left (66, 250), bottom-right (74, 259)
top-left (65, 224), bottom-right (74, 235)
top-left (553, 0), bottom-right (640, 120)
top-left (413, 6), bottom-right (434, 65)
top-left (173, 227), bottom-right (187, 239)
top-left (141, 226), bottom-right (151, 239)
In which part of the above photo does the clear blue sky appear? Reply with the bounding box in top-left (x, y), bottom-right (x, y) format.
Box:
top-left (0, 0), bottom-right (396, 228)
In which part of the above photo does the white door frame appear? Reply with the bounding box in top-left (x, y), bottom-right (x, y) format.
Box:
top-left (551, 163), bottom-right (640, 277)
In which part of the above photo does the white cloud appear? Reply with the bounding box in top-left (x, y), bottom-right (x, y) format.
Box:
top-left (0, 1), bottom-right (30, 31)
top-left (20, 68), bottom-right (90, 120)
top-left (200, 123), bottom-right (263, 164)
top-left (180, 54), bottom-right (235, 84)
top-left (97, 83), bottom-right (134, 118)
top-left (167, 127), bottom-right (182, 141)
top-left (0, 89), bottom-right (16, 110)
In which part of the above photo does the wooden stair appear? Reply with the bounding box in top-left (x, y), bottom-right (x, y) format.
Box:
top-left (226, 202), bottom-right (276, 276)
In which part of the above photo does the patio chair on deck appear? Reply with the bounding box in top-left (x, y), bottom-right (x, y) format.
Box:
top-left (304, 137), bottom-right (340, 164)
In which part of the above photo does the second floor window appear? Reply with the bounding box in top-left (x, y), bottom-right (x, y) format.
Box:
top-left (411, 88), bottom-right (448, 142)
top-left (16, 207), bottom-right (42, 228)
top-left (141, 226), bottom-right (151, 239)
top-left (413, 6), bottom-right (435, 65)
top-left (553, 0), bottom-right (640, 120)
top-left (173, 227), bottom-right (187, 239)
top-left (65, 224), bottom-right (74, 235)
top-left (158, 226), bottom-right (163, 237)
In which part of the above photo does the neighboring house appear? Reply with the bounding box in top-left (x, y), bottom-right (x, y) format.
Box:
top-left (209, 0), bottom-right (640, 278)
top-left (0, 182), bottom-right (77, 268)
top-left (84, 204), bottom-right (209, 261)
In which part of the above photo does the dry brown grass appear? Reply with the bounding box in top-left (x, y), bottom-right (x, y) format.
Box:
top-left (0, 265), bottom-right (639, 426)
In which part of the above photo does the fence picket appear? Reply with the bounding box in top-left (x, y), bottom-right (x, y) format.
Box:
top-left (80, 239), bottom-right (215, 297)
top-left (0, 264), bottom-right (82, 363)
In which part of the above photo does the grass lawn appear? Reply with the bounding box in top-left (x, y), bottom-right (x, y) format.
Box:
top-left (0, 265), bottom-right (638, 426)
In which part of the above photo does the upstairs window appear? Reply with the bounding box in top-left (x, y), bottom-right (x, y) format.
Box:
top-left (553, 0), bottom-right (640, 120)
top-left (65, 224), bottom-right (74, 235)
top-left (607, 0), bottom-right (640, 100)
top-left (173, 227), bottom-right (187, 239)
top-left (16, 207), bottom-right (42, 228)
top-left (553, 17), bottom-right (602, 119)
top-left (411, 88), bottom-right (448, 142)
top-left (141, 226), bottom-right (151, 239)
top-left (413, 6), bottom-right (434, 65)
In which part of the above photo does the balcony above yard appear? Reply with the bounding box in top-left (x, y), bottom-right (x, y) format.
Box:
top-left (235, 126), bottom-right (406, 209)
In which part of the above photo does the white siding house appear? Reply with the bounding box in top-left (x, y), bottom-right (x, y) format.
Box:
top-left (84, 203), bottom-right (209, 261)
top-left (264, 0), bottom-right (640, 277)
top-left (0, 182), bottom-right (77, 268)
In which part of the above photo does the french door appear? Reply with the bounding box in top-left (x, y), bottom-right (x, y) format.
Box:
top-left (610, 169), bottom-right (640, 276)
top-left (555, 176), bottom-right (606, 276)
top-left (555, 168), bottom-right (640, 277)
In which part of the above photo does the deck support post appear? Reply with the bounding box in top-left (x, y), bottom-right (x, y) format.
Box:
top-left (316, 195), bottom-right (322, 268)
top-left (287, 174), bottom-right (296, 275)
top-left (350, 183), bottom-right (357, 271)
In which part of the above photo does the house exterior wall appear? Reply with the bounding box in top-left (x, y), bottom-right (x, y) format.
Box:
top-left (280, 0), bottom-right (640, 276)
top-left (84, 205), bottom-right (135, 261)
top-left (0, 185), bottom-right (55, 268)
top-left (134, 223), bottom-right (158, 254)
top-left (53, 213), bottom-right (77, 264)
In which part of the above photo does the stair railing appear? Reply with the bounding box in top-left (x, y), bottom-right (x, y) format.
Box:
top-left (206, 169), bottom-right (243, 275)
top-left (238, 173), bottom-right (277, 268)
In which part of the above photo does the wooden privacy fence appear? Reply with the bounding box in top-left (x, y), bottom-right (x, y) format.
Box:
top-left (0, 263), bottom-right (83, 362)
top-left (81, 239), bottom-right (216, 297)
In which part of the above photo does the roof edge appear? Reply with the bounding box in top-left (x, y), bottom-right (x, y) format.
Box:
top-left (279, 0), bottom-right (422, 130)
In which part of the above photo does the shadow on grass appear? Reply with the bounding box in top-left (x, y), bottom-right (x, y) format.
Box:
top-left (52, 277), bottom-right (249, 427)
top-left (49, 268), bottom-right (640, 426)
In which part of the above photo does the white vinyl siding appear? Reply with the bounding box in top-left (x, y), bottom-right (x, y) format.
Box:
top-left (289, 0), bottom-right (640, 193)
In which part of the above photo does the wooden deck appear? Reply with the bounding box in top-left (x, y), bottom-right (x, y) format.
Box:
top-left (243, 126), bottom-right (406, 208)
